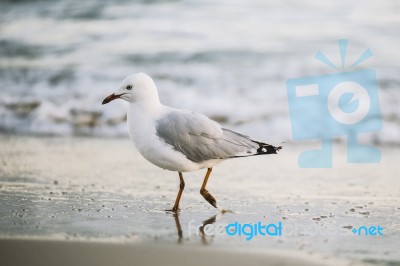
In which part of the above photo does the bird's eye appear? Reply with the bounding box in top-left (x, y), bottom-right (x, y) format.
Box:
top-left (126, 85), bottom-right (133, 90)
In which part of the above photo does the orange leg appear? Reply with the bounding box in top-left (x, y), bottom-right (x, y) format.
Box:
top-left (200, 168), bottom-right (217, 208)
top-left (168, 172), bottom-right (185, 212)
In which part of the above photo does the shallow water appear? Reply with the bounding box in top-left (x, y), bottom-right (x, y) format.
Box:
top-left (0, 135), bottom-right (399, 265)
top-left (0, 0), bottom-right (399, 143)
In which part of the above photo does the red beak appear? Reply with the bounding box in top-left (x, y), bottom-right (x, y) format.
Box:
top-left (102, 93), bottom-right (121, 105)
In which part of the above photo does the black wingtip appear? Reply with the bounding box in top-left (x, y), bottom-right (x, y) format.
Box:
top-left (256, 142), bottom-right (282, 155)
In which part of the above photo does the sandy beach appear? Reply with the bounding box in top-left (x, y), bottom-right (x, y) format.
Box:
top-left (0, 134), bottom-right (399, 265)
top-left (0, 238), bottom-right (352, 266)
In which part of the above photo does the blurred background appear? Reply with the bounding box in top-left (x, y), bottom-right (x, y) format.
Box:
top-left (0, 0), bottom-right (399, 143)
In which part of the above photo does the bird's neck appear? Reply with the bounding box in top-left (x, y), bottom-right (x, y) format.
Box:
top-left (136, 94), bottom-right (163, 112)
top-left (128, 99), bottom-right (163, 127)
top-left (127, 100), bottom-right (163, 145)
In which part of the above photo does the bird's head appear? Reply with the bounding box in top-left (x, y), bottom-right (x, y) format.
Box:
top-left (102, 73), bottom-right (159, 105)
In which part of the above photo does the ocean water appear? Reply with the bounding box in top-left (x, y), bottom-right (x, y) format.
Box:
top-left (0, 0), bottom-right (399, 144)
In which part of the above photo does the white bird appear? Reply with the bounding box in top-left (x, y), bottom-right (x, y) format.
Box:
top-left (102, 73), bottom-right (281, 212)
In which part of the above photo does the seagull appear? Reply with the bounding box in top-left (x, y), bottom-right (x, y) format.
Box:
top-left (102, 73), bottom-right (282, 212)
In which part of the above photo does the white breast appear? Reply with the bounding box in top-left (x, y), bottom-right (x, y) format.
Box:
top-left (127, 104), bottom-right (200, 172)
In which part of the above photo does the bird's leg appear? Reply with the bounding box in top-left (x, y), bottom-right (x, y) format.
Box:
top-left (168, 172), bottom-right (185, 212)
top-left (200, 168), bottom-right (217, 208)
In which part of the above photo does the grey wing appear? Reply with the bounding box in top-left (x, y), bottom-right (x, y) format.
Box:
top-left (155, 110), bottom-right (260, 163)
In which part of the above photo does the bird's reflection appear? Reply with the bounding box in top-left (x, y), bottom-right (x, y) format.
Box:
top-left (199, 215), bottom-right (217, 245)
top-left (172, 212), bottom-right (183, 243)
top-left (171, 212), bottom-right (218, 245)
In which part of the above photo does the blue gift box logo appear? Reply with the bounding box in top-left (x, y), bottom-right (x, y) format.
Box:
top-left (286, 40), bottom-right (382, 168)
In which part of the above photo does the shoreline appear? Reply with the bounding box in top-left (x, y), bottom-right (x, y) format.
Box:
top-left (0, 134), bottom-right (399, 265)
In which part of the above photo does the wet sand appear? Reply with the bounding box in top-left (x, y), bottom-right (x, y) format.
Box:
top-left (0, 134), bottom-right (399, 265)
top-left (0, 238), bottom-right (351, 266)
